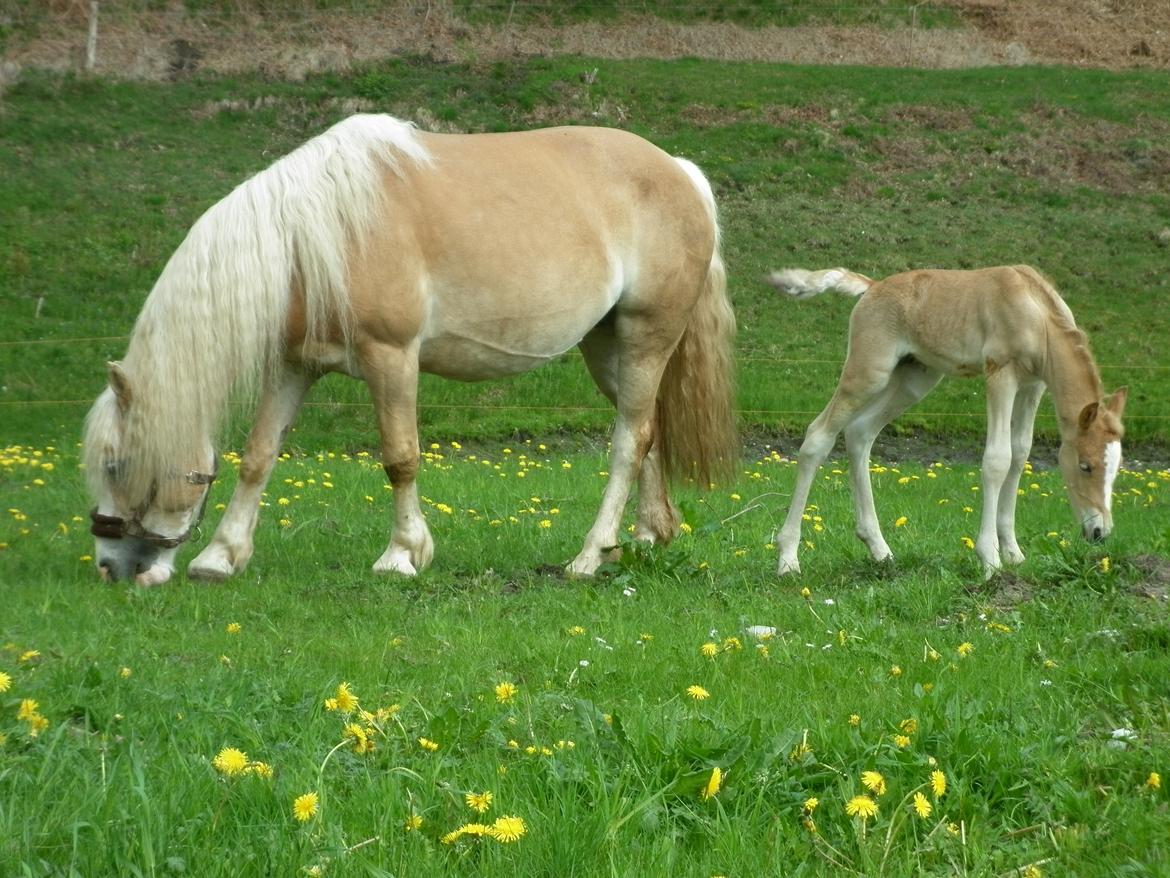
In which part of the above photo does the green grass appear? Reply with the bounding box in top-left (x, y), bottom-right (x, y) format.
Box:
top-left (3, 439), bottom-right (1170, 875)
top-left (2, 57), bottom-right (1170, 451)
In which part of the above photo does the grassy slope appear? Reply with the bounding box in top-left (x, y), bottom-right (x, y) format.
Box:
top-left (2, 58), bottom-right (1169, 453)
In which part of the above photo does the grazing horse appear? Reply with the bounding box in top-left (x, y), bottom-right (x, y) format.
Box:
top-left (766, 265), bottom-right (1127, 577)
top-left (83, 114), bottom-right (736, 586)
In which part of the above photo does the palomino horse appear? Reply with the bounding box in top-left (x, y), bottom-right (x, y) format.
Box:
top-left (766, 265), bottom-right (1126, 577)
top-left (83, 115), bottom-right (736, 586)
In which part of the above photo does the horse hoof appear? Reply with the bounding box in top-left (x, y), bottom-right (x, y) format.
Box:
top-left (373, 548), bottom-right (418, 576)
top-left (188, 554), bottom-right (235, 582)
top-left (777, 557), bottom-right (801, 576)
top-left (566, 555), bottom-right (600, 577)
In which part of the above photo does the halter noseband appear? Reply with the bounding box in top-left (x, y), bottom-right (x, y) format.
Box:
top-left (89, 466), bottom-right (217, 550)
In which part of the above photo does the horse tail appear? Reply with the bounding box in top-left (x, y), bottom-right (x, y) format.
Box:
top-left (656, 159), bottom-right (738, 487)
top-left (766, 267), bottom-right (873, 299)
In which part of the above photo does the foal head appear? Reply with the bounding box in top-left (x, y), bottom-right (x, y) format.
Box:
top-left (83, 363), bottom-right (217, 586)
top-left (1058, 387), bottom-right (1127, 542)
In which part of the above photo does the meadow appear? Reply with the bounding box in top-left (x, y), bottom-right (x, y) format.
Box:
top-left (2, 52), bottom-right (1170, 876)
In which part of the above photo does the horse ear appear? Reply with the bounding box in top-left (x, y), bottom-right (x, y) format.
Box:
top-left (1106, 386), bottom-right (1128, 418)
top-left (1077, 401), bottom-right (1099, 431)
top-left (107, 361), bottom-right (133, 411)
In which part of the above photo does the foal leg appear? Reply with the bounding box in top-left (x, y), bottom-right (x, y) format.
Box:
top-left (777, 355), bottom-right (898, 576)
top-left (996, 381), bottom-right (1045, 565)
top-left (843, 361), bottom-right (942, 563)
top-left (362, 341), bottom-right (434, 576)
top-left (568, 315), bottom-right (678, 576)
top-left (188, 366), bottom-right (315, 581)
top-left (975, 368), bottom-right (1022, 576)
top-left (579, 323), bottom-right (680, 546)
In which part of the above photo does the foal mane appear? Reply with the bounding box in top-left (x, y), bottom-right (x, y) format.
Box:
top-left (84, 115), bottom-right (431, 501)
top-left (1015, 265), bottom-right (1104, 403)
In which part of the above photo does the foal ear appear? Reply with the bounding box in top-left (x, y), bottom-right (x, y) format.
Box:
top-left (1077, 401), bottom-right (1099, 431)
top-left (1106, 386), bottom-right (1129, 418)
top-left (107, 361), bottom-right (133, 411)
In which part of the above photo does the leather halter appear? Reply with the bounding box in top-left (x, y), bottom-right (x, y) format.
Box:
top-left (90, 466), bottom-right (217, 550)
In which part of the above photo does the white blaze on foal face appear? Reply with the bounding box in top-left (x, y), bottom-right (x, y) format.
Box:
top-left (1102, 440), bottom-right (1121, 513)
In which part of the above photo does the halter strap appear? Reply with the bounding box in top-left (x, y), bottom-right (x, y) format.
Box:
top-left (89, 463), bottom-right (218, 549)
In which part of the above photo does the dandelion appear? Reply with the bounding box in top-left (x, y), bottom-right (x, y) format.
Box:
top-left (961, 536), bottom-right (975, 549)
top-left (405, 814), bottom-right (423, 832)
top-left (803, 797), bottom-right (819, 813)
top-left (700, 642), bottom-right (719, 658)
top-left (465, 790), bottom-right (494, 814)
top-left (0, 671), bottom-right (10, 692)
top-left (899, 718), bottom-right (918, 734)
top-left (894, 516), bottom-right (908, 528)
top-left (495, 681), bottom-right (518, 703)
top-left (848, 713), bottom-right (861, 727)
top-left (890, 665), bottom-right (903, 678)
top-left (957, 642), bottom-right (974, 657)
top-left (686, 685), bottom-right (710, 701)
top-left (19, 650), bottom-right (39, 663)
top-left (489, 816), bottom-right (527, 843)
top-left (325, 681), bottom-right (359, 713)
top-left (119, 667), bottom-right (132, 678)
top-left (845, 795), bottom-right (878, 820)
top-left (701, 766), bottom-right (723, 801)
top-left (1023, 867), bottom-right (1042, 878)
top-left (538, 519), bottom-right (552, 529)
top-left (893, 734), bottom-right (912, 749)
top-left (567, 626), bottom-right (585, 636)
top-left (930, 769), bottom-right (947, 799)
top-left (1099, 556), bottom-right (1111, 573)
top-left (1147, 772), bottom-right (1161, 792)
top-left (247, 761), bottom-right (274, 779)
top-left (292, 792), bottom-right (319, 822)
top-left (800, 587), bottom-right (812, 599)
top-left (225, 622), bottom-right (241, 634)
top-left (861, 771), bottom-right (887, 796)
top-left (212, 747), bottom-right (249, 777)
top-left (418, 737), bottom-right (440, 752)
top-left (442, 823), bottom-right (490, 844)
top-left (913, 791), bottom-right (932, 819)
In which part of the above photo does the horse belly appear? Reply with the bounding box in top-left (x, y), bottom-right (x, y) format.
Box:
top-left (418, 333), bottom-right (567, 380)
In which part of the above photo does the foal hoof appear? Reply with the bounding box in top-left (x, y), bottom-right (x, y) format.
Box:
top-left (777, 556), bottom-right (801, 577)
top-left (188, 555), bottom-right (235, 582)
top-left (373, 547), bottom-right (419, 577)
top-left (135, 564), bottom-right (174, 587)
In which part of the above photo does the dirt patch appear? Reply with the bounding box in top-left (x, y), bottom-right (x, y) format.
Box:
top-left (966, 570), bottom-right (1037, 610)
top-left (1128, 554), bottom-right (1170, 601)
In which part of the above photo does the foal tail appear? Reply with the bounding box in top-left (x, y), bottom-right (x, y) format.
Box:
top-left (766, 267), bottom-right (873, 299)
top-left (656, 160), bottom-right (738, 487)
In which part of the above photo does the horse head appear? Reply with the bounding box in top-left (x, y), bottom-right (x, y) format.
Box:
top-left (84, 362), bottom-right (217, 586)
top-left (1058, 386), bottom-right (1127, 542)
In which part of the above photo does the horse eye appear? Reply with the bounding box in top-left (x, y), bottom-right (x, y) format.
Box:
top-left (105, 460), bottom-right (126, 481)
top-left (1079, 462), bottom-right (1092, 474)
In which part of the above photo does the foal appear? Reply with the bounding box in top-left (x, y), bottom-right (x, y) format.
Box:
top-left (766, 265), bottom-right (1127, 577)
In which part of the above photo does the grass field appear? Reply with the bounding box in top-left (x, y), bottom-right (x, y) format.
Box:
top-left (3, 439), bottom-right (1169, 875)
top-left (2, 51), bottom-right (1170, 877)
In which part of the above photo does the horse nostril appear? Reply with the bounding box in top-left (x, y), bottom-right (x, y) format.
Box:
top-left (1092, 526), bottom-right (1103, 541)
top-left (98, 561), bottom-right (114, 582)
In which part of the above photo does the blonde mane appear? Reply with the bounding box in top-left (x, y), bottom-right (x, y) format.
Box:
top-left (1016, 265), bottom-right (1105, 401)
top-left (83, 115), bottom-right (431, 502)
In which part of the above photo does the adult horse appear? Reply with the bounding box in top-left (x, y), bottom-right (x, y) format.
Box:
top-left (83, 115), bottom-right (736, 586)
top-left (766, 265), bottom-right (1126, 578)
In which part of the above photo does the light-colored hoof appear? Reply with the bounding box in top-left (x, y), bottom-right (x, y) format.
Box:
top-left (188, 549), bottom-right (237, 582)
top-left (777, 556), bottom-right (801, 577)
top-left (566, 553), bottom-right (601, 578)
top-left (632, 525), bottom-right (660, 545)
top-left (1001, 546), bottom-right (1026, 566)
top-left (373, 546), bottom-right (419, 576)
top-left (135, 564), bottom-right (174, 587)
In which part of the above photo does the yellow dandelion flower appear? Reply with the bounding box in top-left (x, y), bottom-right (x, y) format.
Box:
top-left (326, 682), bottom-right (359, 713)
top-left (418, 737), bottom-right (439, 752)
top-left (225, 622), bottom-right (241, 634)
top-left (946, 822), bottom-right (960, 836)
top-left (442, 822), bottom-right (490, 844)
top-left (567, 626), bottom-right (585, 636)
top-left (701, 766), bottom-right (723, 801)
top-left (465, 790), bottom-right (494, 814)
top-left (26, 714), bottom-right (48, 736)
top-left (957, 642), bottom-right (974, 657)
top-left (495, 681), bottom-right (518, 704)
top-left (700, 642), bottom-right (719, 658)
top-left (405, 814), bottom-right (423, 832)
top-left (803, 796), bottom-right (819, 813)
top-left (913, 791), bottom-right (932, 819)
top-left (538, 519), bottom-right (552, 529)
top-left (890, 665), bottom-right (903, 677)
top-left (961, 536), bottom-right (975, 549)
top-left (894, 516), bottom-right (908, 527)
top-left (893, 734), bottom-right (911, 749)
top-left (848, 713), bottom-right (861, 727)
top-left (861, 771), bottom-right (887, 796)
top-left (247, 761), bottom-right (274, 779)
top-left (1023, 866), bottom-right (1042, 878)
top-left (1099, 556), bottom-right (1111, 573)
top-left (19, 650), bottom-right (39, 663)
top-left (899, 718), bottom-right (919, 734)
top-left (800, 587), bottom-right (812, 599)
top-left (119, 667), bottom-right (132, 678)
top-left (292, 792), bottom-right (319, 822)
top-left (16, 699), bottom-right (38, 721)
top-left (845, 795), bottom-right (878, 820)
top-left (213, 747), bottom-right (249, 777)
top-left (1146, 771), bottom-right (1161, 792)
top-left (930, 769), bottom-right (947, 799)
top-left (686, 685), bottom-right (710, 701)
top-left (0, 671), bottom-right (11, 692)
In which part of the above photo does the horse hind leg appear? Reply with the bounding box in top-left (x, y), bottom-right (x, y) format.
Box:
top-left (189, 366), bottom-right (315, 581)
top-left (362, 340), bottom-right (434, 576)
top-left (569, 312), bottom-right (682, 576)
top-left (843, 360), bottom-right (942, 564)
top-left (579, 321), bottom-right (680, 547)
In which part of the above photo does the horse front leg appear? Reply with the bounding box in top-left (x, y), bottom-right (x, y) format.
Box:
top-left (996, 382), bottom-right (1045, 566)
top-left (363, 341), bottom-right (433, 576)
top-left (976, 370), bottom-right (1021, 577)
top-left (188, 366), bottom-right (315, 581)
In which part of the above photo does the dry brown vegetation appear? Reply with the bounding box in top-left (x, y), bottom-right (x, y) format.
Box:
top-left (3, 1), bottom-right (1169, 85)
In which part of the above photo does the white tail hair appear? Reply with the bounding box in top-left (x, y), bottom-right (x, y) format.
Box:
top-left (84, 114), bottom-right (431, 502)
top-left (766, 267), bottom-right (873, 299)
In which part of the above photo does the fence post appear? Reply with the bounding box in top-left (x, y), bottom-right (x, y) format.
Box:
top-left (85, 1), bottom-right (99, 72)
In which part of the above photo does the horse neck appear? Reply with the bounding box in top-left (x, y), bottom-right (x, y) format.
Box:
top-left (1042, 323), bottom-right (1104, 440)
